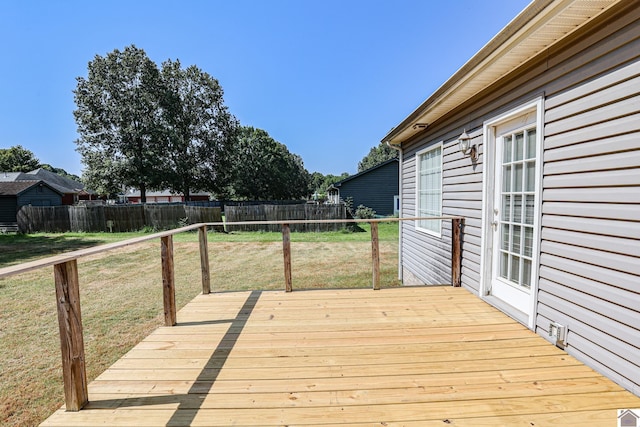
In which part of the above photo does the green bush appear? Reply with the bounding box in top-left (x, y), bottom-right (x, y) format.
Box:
top-left (354, 205), bottom-right (376, 219)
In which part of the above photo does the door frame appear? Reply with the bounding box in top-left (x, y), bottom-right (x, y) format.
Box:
top-left (479, 97), bottom-right (544, 330)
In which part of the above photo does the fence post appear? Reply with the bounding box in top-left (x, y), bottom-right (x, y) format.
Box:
top-left (53, 259), bottom-right (88, 411)
top-left (451, 218), bottom-right (463, 287)
top-left (199, 225), bottom-right (211, 294)
top-left (161, 235), bottom-right (177, 325)
top-left (370, 222), bottom-right (380, 290)
top-left (282, 224), bottom-right (292, 292)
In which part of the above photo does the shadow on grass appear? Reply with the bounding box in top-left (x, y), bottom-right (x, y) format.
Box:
top-left (0, 234), bottom-right (105, 267)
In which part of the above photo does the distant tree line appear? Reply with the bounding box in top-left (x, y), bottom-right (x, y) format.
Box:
top-left (1, 139), bottom-right (391, 202)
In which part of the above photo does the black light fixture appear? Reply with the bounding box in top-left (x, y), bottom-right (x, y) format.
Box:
top-left (412, 123), bottom-right (429, 130)
top-left (458, 129), bottom-right (477, 161)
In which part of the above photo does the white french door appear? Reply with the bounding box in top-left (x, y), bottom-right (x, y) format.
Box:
top-left (483, 99), bottom-right (542, 325)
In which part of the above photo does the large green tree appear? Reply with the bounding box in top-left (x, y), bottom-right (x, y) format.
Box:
top-left (308, 171), bottom-right (349, 197)
top-left (308, 172), bottom-right (326, 196)
top-left (229, 126), bottom-right (309, 200)
top-left (0, 145), bottom-right (40, 172)
top-left (73, 45), bottom-right (165, 200)
top-left (357, 142), bottom-right (398, 172)
top-left (159, 60), bottom-right (238, 200)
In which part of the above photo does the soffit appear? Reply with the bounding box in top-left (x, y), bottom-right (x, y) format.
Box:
top-left (383, 0), bottom-right (621, 145)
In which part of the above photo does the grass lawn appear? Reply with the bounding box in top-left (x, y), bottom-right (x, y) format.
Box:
top-left (0, 222), bottom-right (399, 427)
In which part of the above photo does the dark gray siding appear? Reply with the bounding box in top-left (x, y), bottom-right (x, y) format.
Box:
top-left (338, 160), bottom-right (398, 216)
top-left (0, 197), bottom-right (18, 223)
top-left (399, 3), bottom-right (640, 395)
top-left (17, 186), bottom-right (62, 207)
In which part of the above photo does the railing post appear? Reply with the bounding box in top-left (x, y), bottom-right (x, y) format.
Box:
top-left (371, 221), bottom-right (380, 290)
top-left (53, 259), bottom-right (88, 411)
top-left (451, 218), bottom-right (463, 287)
top-left (199, 225), bottom-right (211, 294)
top-left (282, 224), bottom-right (292, 292)
top-left (161, 235), bottom-right (177, 325)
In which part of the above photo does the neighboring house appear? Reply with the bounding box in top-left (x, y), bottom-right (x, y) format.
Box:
top-left (0, 180), bottom-right (63, 225)
top-left (0, 169), bottom-right (95, 205)
top-left (327, 159), bottom-right (399, 216)
top-left (125, 190), bottom-right (210, 204)
top-left (382, 0), bottom-right (639, 397)
top-left (26, 168), bottom-right (96, 204)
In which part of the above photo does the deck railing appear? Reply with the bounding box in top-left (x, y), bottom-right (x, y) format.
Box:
top-left (0, 216), bottom-right (463, 412)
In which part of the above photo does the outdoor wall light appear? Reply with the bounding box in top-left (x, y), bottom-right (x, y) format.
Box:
top-left (458, 130), bottom-right (477, 161)
top-left (412, 123), bottom-right (429, 130)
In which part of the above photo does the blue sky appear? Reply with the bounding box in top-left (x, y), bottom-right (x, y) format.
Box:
top-left (0, 0), bottom-right (530, 177)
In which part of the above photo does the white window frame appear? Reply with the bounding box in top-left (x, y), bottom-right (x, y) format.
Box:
top-left (415, 142), bottom-right (443, 237)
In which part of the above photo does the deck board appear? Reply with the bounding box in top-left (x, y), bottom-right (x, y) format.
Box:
top-left (41, 286), bottom-right (640, 426)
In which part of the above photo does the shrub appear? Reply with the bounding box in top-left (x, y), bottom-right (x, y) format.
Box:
top-left (178, 217), bottom-right (190, 228)
top-left (354, 205), bottom-right (376, 219)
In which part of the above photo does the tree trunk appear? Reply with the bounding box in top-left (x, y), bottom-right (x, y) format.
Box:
top-left (140, 182), bottom-right (147, 204)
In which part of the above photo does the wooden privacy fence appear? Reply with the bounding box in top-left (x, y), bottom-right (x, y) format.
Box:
top-left (16, 205), bottom-right (222, 233)
top-left (225, 204), bottom-right (347, 232)
top-left (0, 216), bottom-right (463, 413)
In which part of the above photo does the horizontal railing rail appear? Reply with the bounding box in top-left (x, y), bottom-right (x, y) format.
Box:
top-left (0, 216), bottom-right (464, 412)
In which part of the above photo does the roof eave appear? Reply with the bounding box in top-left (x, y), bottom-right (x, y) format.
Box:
top-left (382, 0), bottom-right (619, 146)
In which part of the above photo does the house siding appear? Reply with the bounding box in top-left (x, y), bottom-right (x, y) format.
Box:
top-left (17, 186), bottom-right (63, 207)
top-left (62, 194), bottom-right (76, 205)
top-left (399, 3), bottom-right (640, 395)
top-left (337, 160), bottom-right (398, 216)
top-left (0, 197), bottom-right (18, 223)
top-left (537, 14), bottom-right (640, 394)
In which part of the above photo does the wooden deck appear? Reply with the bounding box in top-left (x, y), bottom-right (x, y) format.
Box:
top-left (41, 286), bottom-right (640, 426)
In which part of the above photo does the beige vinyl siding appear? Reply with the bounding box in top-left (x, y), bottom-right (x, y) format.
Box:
top-left (398, 2), bottom-right (639, 395)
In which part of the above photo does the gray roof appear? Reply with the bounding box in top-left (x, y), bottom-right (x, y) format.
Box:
top-left (26, 168), bottom-right (87, 194)
top-left (331, 158), bottom-right (399, 189)
top-left (0, 180), bottom-right (63, 196)
top-left (0, 172), bottom-right (30, 182)
top-left (0, 169), bottom-right (90, 195)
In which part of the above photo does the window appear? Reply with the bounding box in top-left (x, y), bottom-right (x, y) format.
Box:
top-left (416, 143), bottom-right (442, 235)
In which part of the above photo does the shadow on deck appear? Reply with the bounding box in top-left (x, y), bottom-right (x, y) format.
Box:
top-left (41, 286), bottom-right (640, 426)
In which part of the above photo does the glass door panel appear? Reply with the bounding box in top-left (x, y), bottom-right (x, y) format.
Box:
top-left (497, 127), bottom-right (535, 290)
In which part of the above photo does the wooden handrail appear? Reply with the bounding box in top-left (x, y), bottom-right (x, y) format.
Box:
top-left (0, 216), bottom-right (463, 412)
top-left (0, 217), bottom-right (462, 280)
top-left (0, 223), bottom-right (204, 279)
